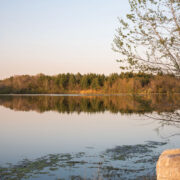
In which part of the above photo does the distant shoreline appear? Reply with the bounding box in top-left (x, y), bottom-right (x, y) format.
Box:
top-left (1, 72), bottom-right (180, 94)
top-left (0, 93), bottom-right (180, 96)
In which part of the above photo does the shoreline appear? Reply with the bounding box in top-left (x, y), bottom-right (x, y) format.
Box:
top-left (0, 92), bottom-right (180, 96)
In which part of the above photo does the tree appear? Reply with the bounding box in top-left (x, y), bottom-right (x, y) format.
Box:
top-left (80, 75), bottom-right (90, 89)
top-left (91, 78), bottom-right (100, 90)
top-left (56, 74), bottom-right (68, 90)
top-left (113, 0), bottom-right (180, 75)
top-left (68, 74), bottom-right (76, 89)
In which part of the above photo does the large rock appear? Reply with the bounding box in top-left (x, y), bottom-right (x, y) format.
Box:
top-left (156, 149), bottom-right (180, 180)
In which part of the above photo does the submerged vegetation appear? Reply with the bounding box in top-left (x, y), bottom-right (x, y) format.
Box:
top-left (0, 141), bottom-right (166, 180)
top-left (0, 72), bottom-right (180, 94)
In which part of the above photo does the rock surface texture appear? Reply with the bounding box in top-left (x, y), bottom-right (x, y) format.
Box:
top-left (156, 149), bottom-right (180, 180)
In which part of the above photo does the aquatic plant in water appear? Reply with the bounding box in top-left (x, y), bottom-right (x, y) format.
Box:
top-left (0, 141), bottom-right (167, 180)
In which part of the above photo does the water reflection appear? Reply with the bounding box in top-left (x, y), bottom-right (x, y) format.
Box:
top-left (0, 94), bottom-right (180, 114)
top-left (0, 94), bottom-right (180, 180)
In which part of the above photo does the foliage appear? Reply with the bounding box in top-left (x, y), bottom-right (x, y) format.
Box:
top-left (0, 72), bottom-right (180, 94)
top-left (113, 0), bottom-right (180, 75)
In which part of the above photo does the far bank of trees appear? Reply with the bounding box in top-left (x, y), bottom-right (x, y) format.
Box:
top-left (0, 72), bottom-right (180, 94)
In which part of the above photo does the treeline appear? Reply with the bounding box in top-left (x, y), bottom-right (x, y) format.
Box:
top-left (0, 72), bottom-right (180, 94)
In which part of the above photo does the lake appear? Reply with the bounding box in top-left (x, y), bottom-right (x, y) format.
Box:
top-left (0, 94), bottom-right (180, 180)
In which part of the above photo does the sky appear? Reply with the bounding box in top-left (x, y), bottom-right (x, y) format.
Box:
top-left (0, 0), bottom-right (130, 79)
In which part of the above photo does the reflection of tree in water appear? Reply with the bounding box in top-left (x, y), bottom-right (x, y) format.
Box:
top-left (1, 94), bottom-right (180, 139)
top-left (139, 95), bottom-right (180, 139)
top-left (144, 110), bottom-right (180, 139)
top-left (0, 95), bottom-right (179, 179)
top-left (145, 111), bottom-right (180, 125)
top-left (0, 94), bottom-right (179, 114)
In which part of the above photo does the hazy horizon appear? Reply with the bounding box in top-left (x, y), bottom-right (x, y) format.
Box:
top-left (0, 0), bottom-right (130, 79)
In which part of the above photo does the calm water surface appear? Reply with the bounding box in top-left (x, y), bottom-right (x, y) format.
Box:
top-left (0, 94), bottom-right (180, 180)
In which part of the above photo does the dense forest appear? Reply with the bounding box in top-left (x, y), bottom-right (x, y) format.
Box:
top-left (0, 72), bottom-right (180, 94)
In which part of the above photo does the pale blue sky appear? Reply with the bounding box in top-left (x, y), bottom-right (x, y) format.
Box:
top-left (0, 0), bottom-right (129, 79)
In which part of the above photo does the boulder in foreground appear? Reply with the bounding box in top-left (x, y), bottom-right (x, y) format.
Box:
top-left (156, 149), bottom-right (180, 180)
